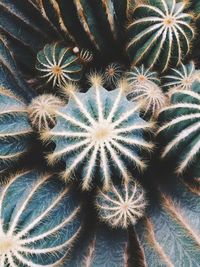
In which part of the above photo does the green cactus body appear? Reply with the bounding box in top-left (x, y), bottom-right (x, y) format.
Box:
top-left (162, 61), bottom-right (200, 91)
top-left (157, 82), bottom-right (200, 176)
top-left (95, 181), bottom-right (147, 229)
top-left (0, 87), bottom-right (33, 172)
top-left (135, 179), bottom-right (200, 266)
top-left (42, 80), bottom-right (154, 191)
top-left (36, 43), bottom-right (83, 87)
top-left (38, 0), bottom-right (129, 58)
top-left (0, 170), bottom-right (82, 266)
top-left (0, 0), bottom-right (58, 74)
top-left (66, 224), bottom-right (129, 267)
top-left (126, 0), bottom-right (194, 72)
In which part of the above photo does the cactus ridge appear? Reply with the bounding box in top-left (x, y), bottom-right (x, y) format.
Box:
top-left (0, 87), bottom-right (33, 171)
top-left (158, 82), bottom-right (200, 175)
top-left (0, 170), bottom-right (82, 266)
top-left (43, 81), bottom-right (154, 190)
top-left (126, 0), bottom-right (194, 72)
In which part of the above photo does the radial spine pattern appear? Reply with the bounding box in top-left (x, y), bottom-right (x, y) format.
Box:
top-left (0, 170), bottom-right (82, 266)
top-left (157, 82), bottom-right (200, 175)
top-left (162, 61), bottom-right (200, 91)
top-left (36, 43), bottom-right (83, 87)
top-left (42, 78), bottom-right (154, 191)
top-left (126, 0), bottom-right (194, 72)
top-left (126, 65), bottom-right (160, 86)
top-left (95, 181), bottom-right (147, 229)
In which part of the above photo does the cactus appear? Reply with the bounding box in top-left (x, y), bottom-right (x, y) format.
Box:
top-left (0, 87), bottom-right (33, 172)
top-left (126, 80), bottom-right (167, 118)
top-left (126, 65), bottom-right (161, 86)
top-left (134, 178), bottom-right (200, 266)
top-left (104, 63), bottom-right (124, 87)
top-left (162, 61), bottom-right (200, 91)
top-left (36, 43), bottom-right (84, 87)
top-left (95, 181), bottom-right (147, 229)
top-left (1, 1), bottom-right (200, 266)
top-left (0, 170), bottom-right (82, 266)
top-left (126, 0), bottom-right (194, 72)
top-left (0, 0), bottom-right (58, 74)
top-left (42, 76), bottom-right (154, 190)
top-left (37, 0), bottom-right (129, 58)
top-left (157, 82), bottom-right (200, 176)
top-left (28, 94), bottom-right (64, 131)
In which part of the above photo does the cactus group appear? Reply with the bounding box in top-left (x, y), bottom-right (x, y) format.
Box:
top-left (1, 0), bottom-right (200, 266)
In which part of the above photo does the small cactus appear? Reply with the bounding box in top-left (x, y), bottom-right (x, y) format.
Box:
top-left (73, 47), bottom-right (93, 63)
top-left (126, 0), bottom-right (194, 72)
top-left (162, 61), bottom-right (200, 91)
top-left (36, 43), bottom-right (83, 87)
top-left (126, 80), bottom-right (167, 118)
top-left (95, 181), bottom-right (147, 229)
top-left (0, 170), bottom-right (82, 266)
top-left (104, 63), bottom-right (123, 86)
top-left (42, 75), bottom-right (154, 191)
top-left (157, 82), bottom-right (200, 175)
top-left (28, 94), bottom-right (64, 131)
top-left (126, 65), bottom-right (160, 86)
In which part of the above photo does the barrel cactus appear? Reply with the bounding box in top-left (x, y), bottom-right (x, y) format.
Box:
top-left (1, 1), bottom-right (200, 266)
top-left (126, 0), bottom-right (194, 72)
top-left (158, 82), bottom-right (200, 176)
top-left (162, 61), bottom-right (200, 91)
top-left (42, 77), bottom-right (154, 190)
top-left (36, 43), bottom-right (84, 87)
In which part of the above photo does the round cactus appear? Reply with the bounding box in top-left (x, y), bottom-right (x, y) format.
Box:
top-left (36, 43), bottom-right (83, 87)
top-left (38, 0), bottom-right (129, 58)
top-left (157, 82), bottom-right (200, 176)
top-left (126, 65), bottom-right (160, 86)
top-left (0, 170), bottom-right (82, 266)
top-left (73, 47), bottom-right (93, 63)
top-left (162, 61), bottom-right (200, 91)
top-left (104, 63), bottom-right (124, 87)
top-left (126, 0), bottom-right (194, 72)
top-left (126, 80), bottom-right (167, 118)
top-left (42, 75), bottom-right (154, 191)
top-left (95, 181), bottom-right (147, 229)
top-left (28, 94), bottom-right (64, 131)
top-left (0, 87), bottom-right (33, 172)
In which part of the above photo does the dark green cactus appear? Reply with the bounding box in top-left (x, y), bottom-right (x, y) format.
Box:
top-left (0, 170), bottom-right (82, 266)
top-left (38, 0), bottom-right (129, 59)
top-left (157, 81), bottom-right (200, 177)
top-left (126, 0), bottom-right (194, 72)
top-left (36, 42), bottom-right (84, 87)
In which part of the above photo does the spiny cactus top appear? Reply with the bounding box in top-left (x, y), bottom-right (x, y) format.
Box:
top-left (0, 170), bottom-right (82, 266)
top-left (0, 87), bottom-right (33, 172)
top-left (158, 82), bottom-right (200, 175)
top-left (95, 181), bottom-right (147, 229)
top-left (126, 65), bottom-right (160, 87)
top-left (104, 63), bottom-right (123, 87)
top-left (126, 0), bottom-right (194, 72)
top-left (36, 43), bottom-right (83, 87)
top-left (126, 80), bottom-right (167, 118)
top-left (162, 61), bottom-right (200, 91)
top-left (42, 77), bottom-right (154, 191)
top-left (28, 94), bottom-right (64, 131)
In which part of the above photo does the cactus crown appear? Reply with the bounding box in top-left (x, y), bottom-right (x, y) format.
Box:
top-left (126, 0), bottom-right (194, 72)
top-left (42, 76), bottom-right (154, 190)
